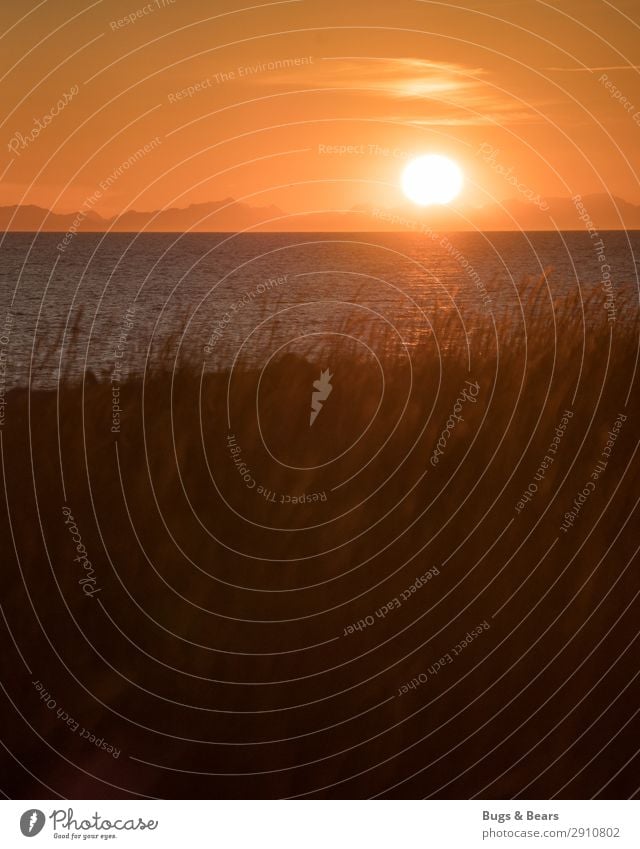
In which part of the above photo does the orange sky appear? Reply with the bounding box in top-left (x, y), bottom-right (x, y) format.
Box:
top-left (1, 0), bottom-right (639, 228)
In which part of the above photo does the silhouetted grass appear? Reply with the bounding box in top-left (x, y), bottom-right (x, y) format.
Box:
top-left (1, 278), bottom-right (639, 799)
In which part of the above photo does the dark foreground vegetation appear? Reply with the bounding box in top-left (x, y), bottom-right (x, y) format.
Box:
top-left (1, 285), bottom-right (639, 798)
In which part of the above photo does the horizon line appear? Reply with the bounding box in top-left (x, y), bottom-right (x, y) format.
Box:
top-left (3, 228), bottom-right (640, 235)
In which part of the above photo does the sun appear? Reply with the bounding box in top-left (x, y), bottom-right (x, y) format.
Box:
top-left (401, 154), bottom-right (464, 206)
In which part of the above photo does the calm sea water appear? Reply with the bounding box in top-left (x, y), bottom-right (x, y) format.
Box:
top-left (0, 231), bottom-right (638, 388)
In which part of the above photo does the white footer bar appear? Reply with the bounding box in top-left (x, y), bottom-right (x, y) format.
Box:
top-left (1, 800), bottom-right (639, 848)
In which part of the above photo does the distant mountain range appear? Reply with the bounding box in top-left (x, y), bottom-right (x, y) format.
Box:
top-left (0, 198), bottom-right (283, 234)
top-left (1, 193), bottom-right (639, 233)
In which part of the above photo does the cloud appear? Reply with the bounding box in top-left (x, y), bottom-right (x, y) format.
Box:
top-left (260, 56), bottom-right (540, 125)
top-left (545, 64), bottom-right (640, 72)
top-left (310, 57), bottom-right (485, 98)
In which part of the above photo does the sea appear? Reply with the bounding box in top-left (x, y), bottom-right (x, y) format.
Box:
top-left (0, 230), bottom-right (638, 389)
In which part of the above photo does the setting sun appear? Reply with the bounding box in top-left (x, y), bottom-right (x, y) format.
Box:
top-left (401, 154), bottom-right (464, 206)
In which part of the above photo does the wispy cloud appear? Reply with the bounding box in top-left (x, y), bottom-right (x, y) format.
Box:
top-left (545, 64), bottom-right (640, 72)
top-left (260, 57), bottom-right (540, 125)
top-left (313, 57), bottom-right (485, 98)
top-left (404, 110), bottom-right (543, 126)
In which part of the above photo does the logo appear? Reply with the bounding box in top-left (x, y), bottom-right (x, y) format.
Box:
top-left (20, 810), bottom-right (45, 837)
top-left (309, 368), bottom-right (332, 425)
